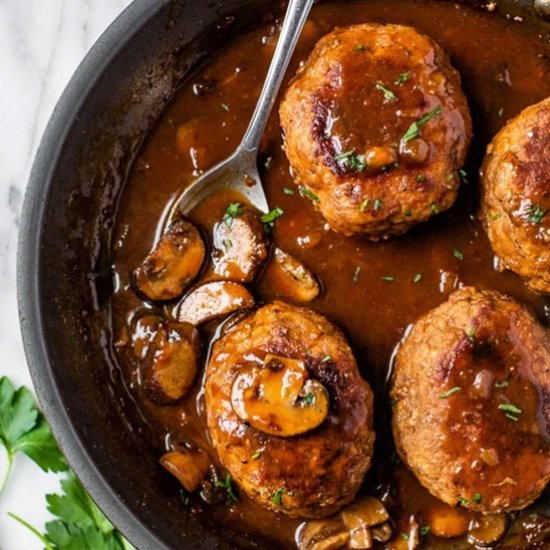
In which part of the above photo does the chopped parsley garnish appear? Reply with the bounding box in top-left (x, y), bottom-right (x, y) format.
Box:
top-left (335, 150), bottom-right (366, 172)
top-left (498, 403), bottom-right (522, 415)
top-left (375, 82), bottom-right (397, 101)
top-left (180, 488), bottom-right (190, 506)
top-left (221, 103), bottom-right (230, 111)
top-left (283, 187), bottom-right (295, 196)
top-left (495, 380), bottom-right (509, 388)
top-left (447, 173), bottom-right (455, 182)
top-left (359, 198), bottom-right (370, 212)
top-left (459, 169), bottom-right (468, 185)
top-left (466, 326), bottom-right (476, 343)
top-left (473, 493), bottom-right (482, 503)
top-left (223, 202), bottom-right (242, 228)
top-left (273, 487), bottom-right (286, 506)
top-left (440, 386), bottom-right (461, 399)
top-left (458, 495), bottom-right (470, 506)
top-left (354, 44), bottom-right (365, 51)
top-left (381, 275), bottom-right (395, 282)
top-left (401, 533), bottom-right (410, 540)
top-left (261, 207), bottom-right (284, 225)
top-left (353, 266), bottom-right (361, 283)
top-left (402, 105), bottom-right (442, 142)
top-left (404, 208), bottom-right (412, 217)
top-left (223, 239), bottom-right (233, 249)
top-left (492, 212), bottom-right (502, 221)
top-left (374, 198), bottom-right (382, 211)
top-left (527, 204), bottom-right (547, 224)
top-left (416, 174), bottom-right (426, 182)
top-left (413, 273), bottom-right (423, 283)
top-left (299, 186), bottom-right (320, 202)
top-left (505, 413), bottom-right (519, 422)
top-left (215, 474), bottom-right (238, 502)
top-left (304, 393), bottom-right (315, 406)
top-left (453, 248), bottom-right (464, 261)
top-left (395, 71), bottom-right (411, 85)
top-left (251, 448), bottom-right (264, 460)
top-left (420, 526), bottom-right (430, 536)
top-left (431, 202), bottom-right (439, 213)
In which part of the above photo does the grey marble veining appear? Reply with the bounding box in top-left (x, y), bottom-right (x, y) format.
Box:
top-left (0, 1), bottom-right (131, 548)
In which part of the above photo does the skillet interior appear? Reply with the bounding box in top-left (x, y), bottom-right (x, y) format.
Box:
top-left (17, 1), bottom-right (550, 549)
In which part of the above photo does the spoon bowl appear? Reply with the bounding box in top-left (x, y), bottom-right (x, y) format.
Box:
top-left (165, 0), bottom-right (314, 227)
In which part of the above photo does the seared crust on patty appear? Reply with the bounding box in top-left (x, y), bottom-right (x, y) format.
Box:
top-left (280, 24), bottom-right (472, 238)
top-left (391, 287), bottom-right (550, 513)
top-left (480, 96), bottom-right (550, 293)
top-left (205, 301), bottom-right (375, 517)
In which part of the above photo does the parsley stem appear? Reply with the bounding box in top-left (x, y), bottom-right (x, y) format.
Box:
top-left (0, 450), bottom-right (13, 497)
top-left (8, 512), bottom-right (55, 550)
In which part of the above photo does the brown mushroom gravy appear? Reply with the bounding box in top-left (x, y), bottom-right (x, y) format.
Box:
top-left (109, 0), bottom-right (550, 548)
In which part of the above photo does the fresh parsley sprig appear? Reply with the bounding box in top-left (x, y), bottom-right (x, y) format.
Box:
top-left (0, 376), bottom-right (67, 495)
top-left (10, 472), bottom-right (135, 550)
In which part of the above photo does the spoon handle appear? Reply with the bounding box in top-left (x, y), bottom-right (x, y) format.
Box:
top-left (241, 0), bottom-right (315, 153)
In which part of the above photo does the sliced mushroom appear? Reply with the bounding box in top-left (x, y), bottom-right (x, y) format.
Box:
top-left (160, 448), bottom-right (210, 493)
top-left (212, 205), bottom-right (268, 283)
top-left (467, 514), bottom-right (509, 547)
top-left (176, 281), bottom-right (254, 326)
top-left (133, 220), bottom-right (205, 302)
top-left (262, 248), bottom-right (320, 303)
top-left (298, 519), bottom-right (350, 550)
top-left (130, 314), bottom-right (165, 359)
top-left (341, 497), bottom-right (392, 549)
top-left (426, 505), bottom-right (469, 538)
top-left (230, 354), bottom-right (329, 437)
top-left (142, 321), bottom-right (200, 404)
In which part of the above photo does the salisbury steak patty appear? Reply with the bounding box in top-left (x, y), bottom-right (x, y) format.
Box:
top-left (279, 24), bottom-right (472, 238)
top-left (205, 301), bottom-right (375, 517)
top-left (391, 287), bottom-right (550, 513)
top-left (480, 96), bottom-right (550, 293)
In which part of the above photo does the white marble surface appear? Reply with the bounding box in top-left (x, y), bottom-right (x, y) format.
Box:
top-left (0, 1), bottom-right (132, 547)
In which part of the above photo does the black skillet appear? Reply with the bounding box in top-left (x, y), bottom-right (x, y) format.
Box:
top-left (17, 1), bottom-right (550, 549)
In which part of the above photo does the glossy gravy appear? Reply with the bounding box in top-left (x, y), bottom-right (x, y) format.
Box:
top-left (110, 1), bottom-right (550, 547)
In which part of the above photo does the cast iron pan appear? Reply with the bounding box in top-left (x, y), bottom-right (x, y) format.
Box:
top-left (16, 1), bottom-right (550, 549)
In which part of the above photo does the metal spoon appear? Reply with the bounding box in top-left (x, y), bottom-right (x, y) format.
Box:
top-left (165, 0), bottom-right (314, 228)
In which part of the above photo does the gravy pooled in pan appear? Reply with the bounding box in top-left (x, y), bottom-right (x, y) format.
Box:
top-left (110, 1), bottom-right (550, 548)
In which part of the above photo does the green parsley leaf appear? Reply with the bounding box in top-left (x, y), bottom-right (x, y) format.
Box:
top-left (374, 198), bottom-right (382, 211)
top-left (215, 473), bottom-right (238, 502)
top-left (492, 212), bottom-right (502, 221)
top-left (381, 275), bottom-right (395, 282)
top-left (335, 150), bottom-right (366, 172)
top-left (352, 266), bottom-right (361, 284)
top-left (401, 532), bottom-right (409, 540)
top-left (431, 202), bottom-right (439, 213)
top-left (473, 493), bottom-right (482, 503)
top-left (354, 44), bottom-right (365, 52)
top-left (402, 105), bottom-right (442, 142)
top-left (0, 377), bottom-right (67, 494)
top-left (273, 487), bottom-right (286, 506)
top-left (261, 207), bottom-right (284, 232)
top-left (494, 380), bottom-right (509, 388)
top-left (527, 204), bottom-right (547, 224)
top-left (10, 471), bottom-right (135, 550)
top-left (375, 82), bottom-right (397, 101)
top-left (304, 393), bottom-right (315, 406)
top-left (413, 273), bottom-right (423, 283)
top-left (453, 248), bottom-right (464, 260)
top-left (459, 169), bottom-right (468, 185)
top-left (359, 198), bottom-right (370, 212)
top-left (458, 495), bottom-right (470, 506)
top-left (395, 71), bottom-right (411, 85)
top-left (221, 103), bottom-right (230, 111)
top-left (299, 186), bottom-right (320, 202)
top-left (404, 208), bottom-right (412, 217)
top-left (420, 525), bottom-right (430, 536)
top-left (416, 174), bottom-right (426, 182)
top-left (440, 386), bottom-right (461, 399)
top-left (251, 448), bottom-right (264, 460)
top-left (223, 202), bottom-right (242, 228)
top-left (466, 326), bottom-right (476, 343)
top-left (498, 403), bottom-right (522, 415)
top-left (283, 187), bottom-right (295, 196)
